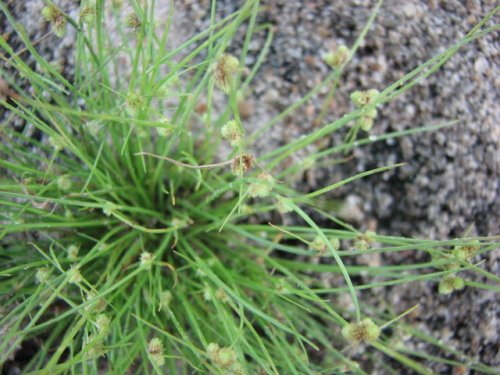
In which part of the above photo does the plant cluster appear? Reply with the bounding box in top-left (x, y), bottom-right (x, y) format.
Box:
top-left (0, 1), bottom-right (498, 374)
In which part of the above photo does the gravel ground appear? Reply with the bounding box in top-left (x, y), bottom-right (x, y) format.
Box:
top-left (1, 0), bottom-right (499, 373)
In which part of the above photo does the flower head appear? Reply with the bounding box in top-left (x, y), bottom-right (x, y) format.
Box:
top-left (438, 276), bottom-right (465, 295)
top-left (342, 318), bottom-right (381, 344)
top-left (248, 172), bottom-right (274, 198)
top-left (148, 337), bottom-right (165, 367)
top-left (323, 45), bottom-right (349, 68)
top-left (213, 54), bottom-right (240, 93)
top-left (221, 119), bottom-right (243, 147)
top-left (42, 5), bottom-right (67, 38)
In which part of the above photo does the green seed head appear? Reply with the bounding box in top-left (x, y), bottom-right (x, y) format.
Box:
top-left (140, 252), bottom-right (154, 270)
top-left (68, 266), bottom-right (82, 284)
top-left (80, 1), bottom-right (96, 24)
top-left (248, 172), bottom-right (275, 198)
top-left (342, 318), bottom-right (381, 343)
top-left (438, 276), bottom-right (465, 295)
top-left (57, 175), bottom-right (72, 191)
top-left (125, 92), bottom-right (145, 116)
top-left (95, 314), bottom-right (111, 336)
top-left (221, 119), bottom-right (243, 147)
top-left (276, 196), bottom-right (294, 213)
top-left (35, 267), bottom-right (51, 283)
top-left (67, 244), bottom-right (79, 260)
top-left (42, 5), bottom-right (61, 22)
top-left (52, 14), bottom-right (67, 38)
top-left (452, 240), bottom-right (480, 262)
top-left (159, 290), bottom-right (173, 310)
top-left (323, 45), bottom-right (349, 68)
top-left (350, 89), bottom-right (379, 107)
top-left (148, 337), bottom-right (165, 367)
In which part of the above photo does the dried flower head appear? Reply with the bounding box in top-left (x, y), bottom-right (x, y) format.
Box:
top-left (231, 154), bottom-right (255, 176)
top-left (42, 4), bottom-right (67, 38)
top-left (221, 119), bottom-right (243, 147)
top-left (249, 172), bottom-right (274, 198)
top-left (80, 1), bottom-right (96, 24)
top-left (438, 276), bottom-right (465, 295)
top-left (126, 13), bottom-right (141, 29)
top-left (342, 318), bottom-right (381, 344)
top-left (213, 54), bottom-right (240, 93)
top-left (148, 337), bottom-right (165, 367)
top-left (323, 45), bottom-right (349, 68)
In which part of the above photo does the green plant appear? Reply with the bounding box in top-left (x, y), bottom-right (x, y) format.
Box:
top-left (0, 1), bottom-right (499, 374)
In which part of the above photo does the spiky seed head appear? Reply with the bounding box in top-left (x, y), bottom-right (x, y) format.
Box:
top-left (276, 196), bottom-right (294, 213)
top-left (329, 236), bottom-right (340, 251)
top-left (207, 343), bottom-right (238, 369)
top-left (85, 291), bottom-right (107, 312)
top-left (159, 290), bottom-right (173, 310)
top-left (213, 54), bottom-right (240, 93)
top-left (221, 119), bottom-right (243, 147)
top-left (364, 107), bottom-right (378, 119)
top-left (350, 89), bottom-right (379, 107)
top-left (438, 276), bottom-right (465, 295)
top-left (217, 347), bottom-right (237, 368)
top-left (102, 202), bottom-right (115, 216)
top-left (249, 172), bottom-right (274, 198)
top-left (215, 288), bottom-right (229, 303)
top-left (310, 235), bottom-right (326, 253)
top-left (52, 13), bottom-right (68, 38)
top-left (86, 120), bottom-right (102, 137)
top-left (48, 136), bottom-right (63, 150)
top-left (67, 244), bottom-right (79, 260)
top-left (156, 119), bottom-right (172, 137)
top-left (148, 337), bottom-right (165, 366)
top-left (85, 335), bottom-right (106, 359)
top-left (323, 45), bottom-right (349, 68)
top-left (126, 13), bottom-right (141, 29)
top-left (36, 267), bottom-right (51, 283)
top-left (231, 154), bottom-right (254, 176)
top-left (207, 343), bottom-right (220, 359)
top-left (125, 92), bottom-right (144, 116)
top-left (353, 238), bottom-right (369, 251)
top-left (95, 314), bottom-right (111, 335)
top-left (140, 252), bottom-right (154, 270)
top-left (68, 266), bottom-right (82, 284)
top-left (342, 318), bottom-right (381, 343)
top-left (42, 5), bottom-right (59, 21)
top-left (452, 240), bottom-right (480, 262)
top-left (80, 1), bottom-right (96, 24)
top-left (57, 175), bottom-right (72, 191)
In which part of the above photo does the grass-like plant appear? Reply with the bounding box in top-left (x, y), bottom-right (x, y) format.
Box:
top-left (0, 1), bottom-right (499, 374)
